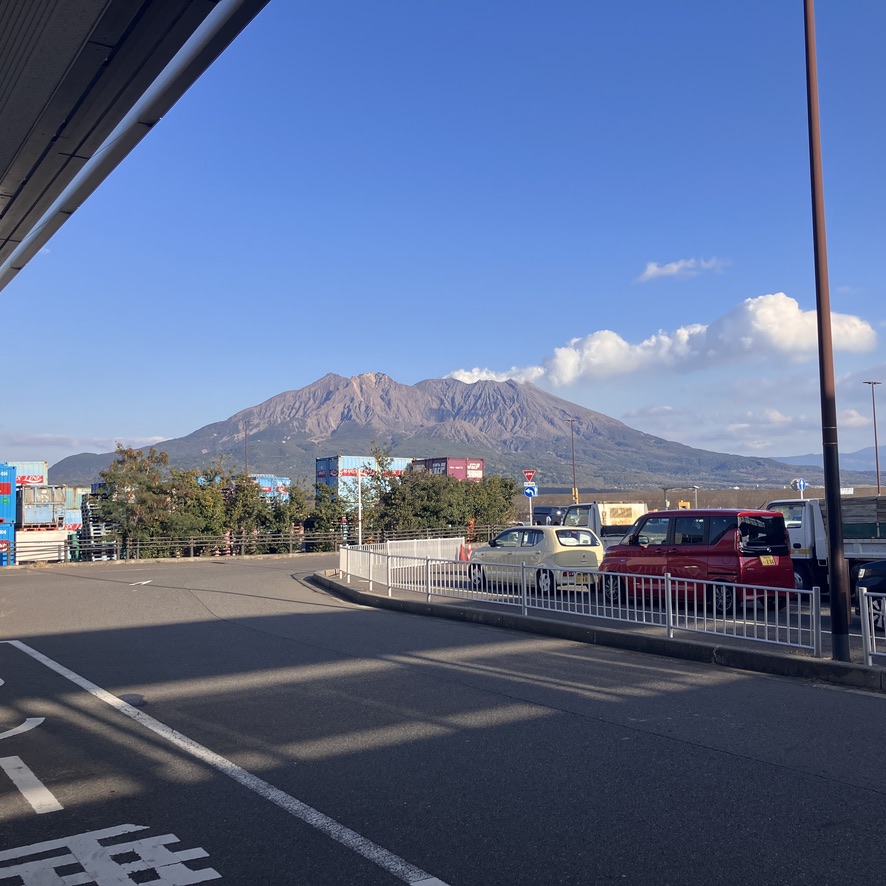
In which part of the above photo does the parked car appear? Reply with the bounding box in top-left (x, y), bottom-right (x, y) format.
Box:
top-left (598, 509), bottom-right (794, 613)
top-left (853, 559), bottom-right (886, 624)
top-left (468, 525), bottom-right (603, 594)
top-left (528, 506), bottom-right (566, 525)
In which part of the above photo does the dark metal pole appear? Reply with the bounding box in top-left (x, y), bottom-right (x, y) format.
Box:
top-left (804, 0), bottom-right (851, 661)
top-left (864, 382), bottom-right (882, 495)
top-left (244, 419), bottom-right (250, 477)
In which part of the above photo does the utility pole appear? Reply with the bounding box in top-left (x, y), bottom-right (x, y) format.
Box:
top-left (243, 419), bottom-right (251, 477)
top-left (804, 0), bottom-right (850, 661)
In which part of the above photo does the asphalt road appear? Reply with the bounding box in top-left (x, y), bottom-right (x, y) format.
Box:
top-left (1, 554), bottom-right (886, 885)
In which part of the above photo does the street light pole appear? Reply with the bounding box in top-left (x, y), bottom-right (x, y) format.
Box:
top-left (692, 485), bottom-right (699, 509)
top-left (570, 420), bottom-right (578, 504)
top-left (243, 419), bottom-right (251, 477)
top-left (864, 381), bottom-right (882, 495)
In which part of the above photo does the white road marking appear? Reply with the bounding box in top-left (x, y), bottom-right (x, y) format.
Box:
top-left (0, 755), bottom-right (64, 813)
top-left (0, 823), bottom-right (220, 882)
top-left (2, 640), bottom-right (451, 886)
top-left (0, 716), bottom-right (44, 740)
top-left (129, 580), bottom-right (153, 586)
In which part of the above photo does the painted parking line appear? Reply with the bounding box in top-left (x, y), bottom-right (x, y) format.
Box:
top-left (0, 755), bottom-right (64, 813)
top-left (2, 640), bottom-right (450, 886)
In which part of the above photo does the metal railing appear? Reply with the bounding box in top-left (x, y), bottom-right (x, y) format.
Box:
top-left (338, 550), bottom-right (823, 657)
top-left (1, 524), bottom-right (502, 565)
top-left (859, 588), bottom-right (886, 666)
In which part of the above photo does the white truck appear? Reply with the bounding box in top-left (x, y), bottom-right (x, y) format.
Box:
top-left (765, 496), bottom-right (886, 590)
top-left (562, 501), bottom-right (648, 546)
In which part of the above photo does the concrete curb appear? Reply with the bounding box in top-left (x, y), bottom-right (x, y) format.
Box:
top-left (312, 570), bottom-right (886, 694)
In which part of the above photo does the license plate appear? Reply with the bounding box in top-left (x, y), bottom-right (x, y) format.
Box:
top-left (760, 555), bottom-right (776, 566)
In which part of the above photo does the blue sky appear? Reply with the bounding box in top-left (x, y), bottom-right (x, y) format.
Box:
top-left (3, 1), bottom-right (885, 469)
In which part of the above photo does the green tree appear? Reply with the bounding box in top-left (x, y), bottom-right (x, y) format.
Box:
top-left (162, 462), bottom-right (232, 536)
top-left (225, 474), bottom-right (267, 532)
top-left (95, 444), bottom-right (171, 544)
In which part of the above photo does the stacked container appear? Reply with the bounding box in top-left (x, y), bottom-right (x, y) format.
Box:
top-left (0, 463), bottom-right (15, 525)
top-left (7, 460), bottom-right (48, 486)
top-left (0, 522), bottom-right (14, 566)
top-left (0, 464), bottom-right (15, 566)
top-left (410, 457), bottom-right (485, 482)
top-left (249, 474), bottom-right (292, 502)
top-left (315, 455), bottom-right (413, 499)
top-left (16, 485), bottom-right (66, 528)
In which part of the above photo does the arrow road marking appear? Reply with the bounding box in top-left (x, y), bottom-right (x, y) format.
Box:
top-left (0, 717), bottom-right (44, 740)
top-left (0, 755), bottom-right (63, 813)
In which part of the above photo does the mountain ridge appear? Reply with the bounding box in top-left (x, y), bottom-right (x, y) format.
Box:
top-left (48, 373), bottom-right (875, 489)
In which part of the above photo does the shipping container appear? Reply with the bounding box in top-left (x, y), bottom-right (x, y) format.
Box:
top-left (315, 455), bottom-right (412, 499)
top-left (7, 460), bottom-right (48, 486)
top-left (63, 508), bottom-right (83, 530)
top-left (410, 457), bottom-right (484, 482)
top-left (16, 485), bottom-right (66, 528)
top-left (248, 474), bottom-right (291, 501)
top-left (14, 528), bottom-right (68, 563)
top-left (0, 523), bottom-right (14, 566)
top-left (0, 463), bottom-right (15, 523)
top-left (64, 486), bottom-right (92, 509)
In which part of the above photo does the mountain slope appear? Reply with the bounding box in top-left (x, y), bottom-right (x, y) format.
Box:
top-left (49, 372), bottom-right (856, 489)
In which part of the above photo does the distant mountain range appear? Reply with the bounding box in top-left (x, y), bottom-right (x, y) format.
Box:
top-left (773, 447), bottom-right (883, 473)
top-left (48, 372), bottom-right (879, 490)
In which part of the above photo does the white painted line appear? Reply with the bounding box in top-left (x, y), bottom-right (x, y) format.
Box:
top-left (128, 580), bottom-right (152, 586)
top-left (0, 717), bottom-right (44, 740)
top-left (0, 755), bottom-right (64, 813)
top-left (2, 640), bottom-right (451, 886)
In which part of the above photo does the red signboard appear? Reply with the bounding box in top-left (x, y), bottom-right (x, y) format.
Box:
top-left (522, 470), bottom-right (536, 483)
top-left (16, 475), bottom-right (45, 485)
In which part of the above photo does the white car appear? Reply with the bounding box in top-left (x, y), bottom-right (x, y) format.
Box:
top-left (468, 525), bottom-right (603, 594)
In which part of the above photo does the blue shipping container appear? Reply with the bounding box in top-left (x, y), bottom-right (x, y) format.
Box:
top-left (64, 486), bottom-right (91, 509)
top-left (0, 523), bottom-right (14, 566)
top-left (0, 463), bottom-right (15, 524)
top-left (315, 455), bottom-right (412, 500)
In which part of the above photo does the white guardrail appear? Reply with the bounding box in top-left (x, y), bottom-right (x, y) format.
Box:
top-left (340, 542), bottom-right (823, 657)
top-left (859, 588), bottom-right (886, 666)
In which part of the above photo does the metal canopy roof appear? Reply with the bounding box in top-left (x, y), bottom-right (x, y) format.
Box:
top-left (0, 0), bottom-right (270, 293)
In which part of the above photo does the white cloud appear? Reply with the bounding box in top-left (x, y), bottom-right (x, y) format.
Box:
top-left (447, 365), bottom-right (545, 384)
top-left (636, 257), bottom-right (728, 282)
top-left (447, 293), bottom-right (877, 388)
top-left (840, 408), bottom-right (871, 429)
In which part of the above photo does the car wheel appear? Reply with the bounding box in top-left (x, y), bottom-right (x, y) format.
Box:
top-left (537, 569), bottom-right (555, 596)
top-left (468, 564), bottom-right (486, 592)
top-left (708, 584), bottom-right (734, 616)
top-left (602, 574), bottom-right (620, 603)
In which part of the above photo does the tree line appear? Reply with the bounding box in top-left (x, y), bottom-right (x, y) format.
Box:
top-left (92, 445), bottom-right (518, 545)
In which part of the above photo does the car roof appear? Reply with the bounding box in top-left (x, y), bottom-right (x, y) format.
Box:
top-left (640, 509), bottom-right (781, 518)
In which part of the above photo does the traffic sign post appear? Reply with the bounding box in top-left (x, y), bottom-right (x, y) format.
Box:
top-left (791, 478), bottom-right (808, 500)
top-left (522, 471), bottom-right (537, 523)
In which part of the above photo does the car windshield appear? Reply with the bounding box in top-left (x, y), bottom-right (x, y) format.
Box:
top-left (768, 503), bottom-right (805, 529)
top-left (563, 507), bottom-right (589, 527)
top-left (555, 529), bottom-right (599, 547)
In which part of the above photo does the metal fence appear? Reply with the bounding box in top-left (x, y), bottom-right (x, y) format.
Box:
top-left (2, 525), bottom-right (501, 565)
top-left (338, 549), bottom-right (823, 657)
top-left (859, 588), bottom-right (886, 666)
